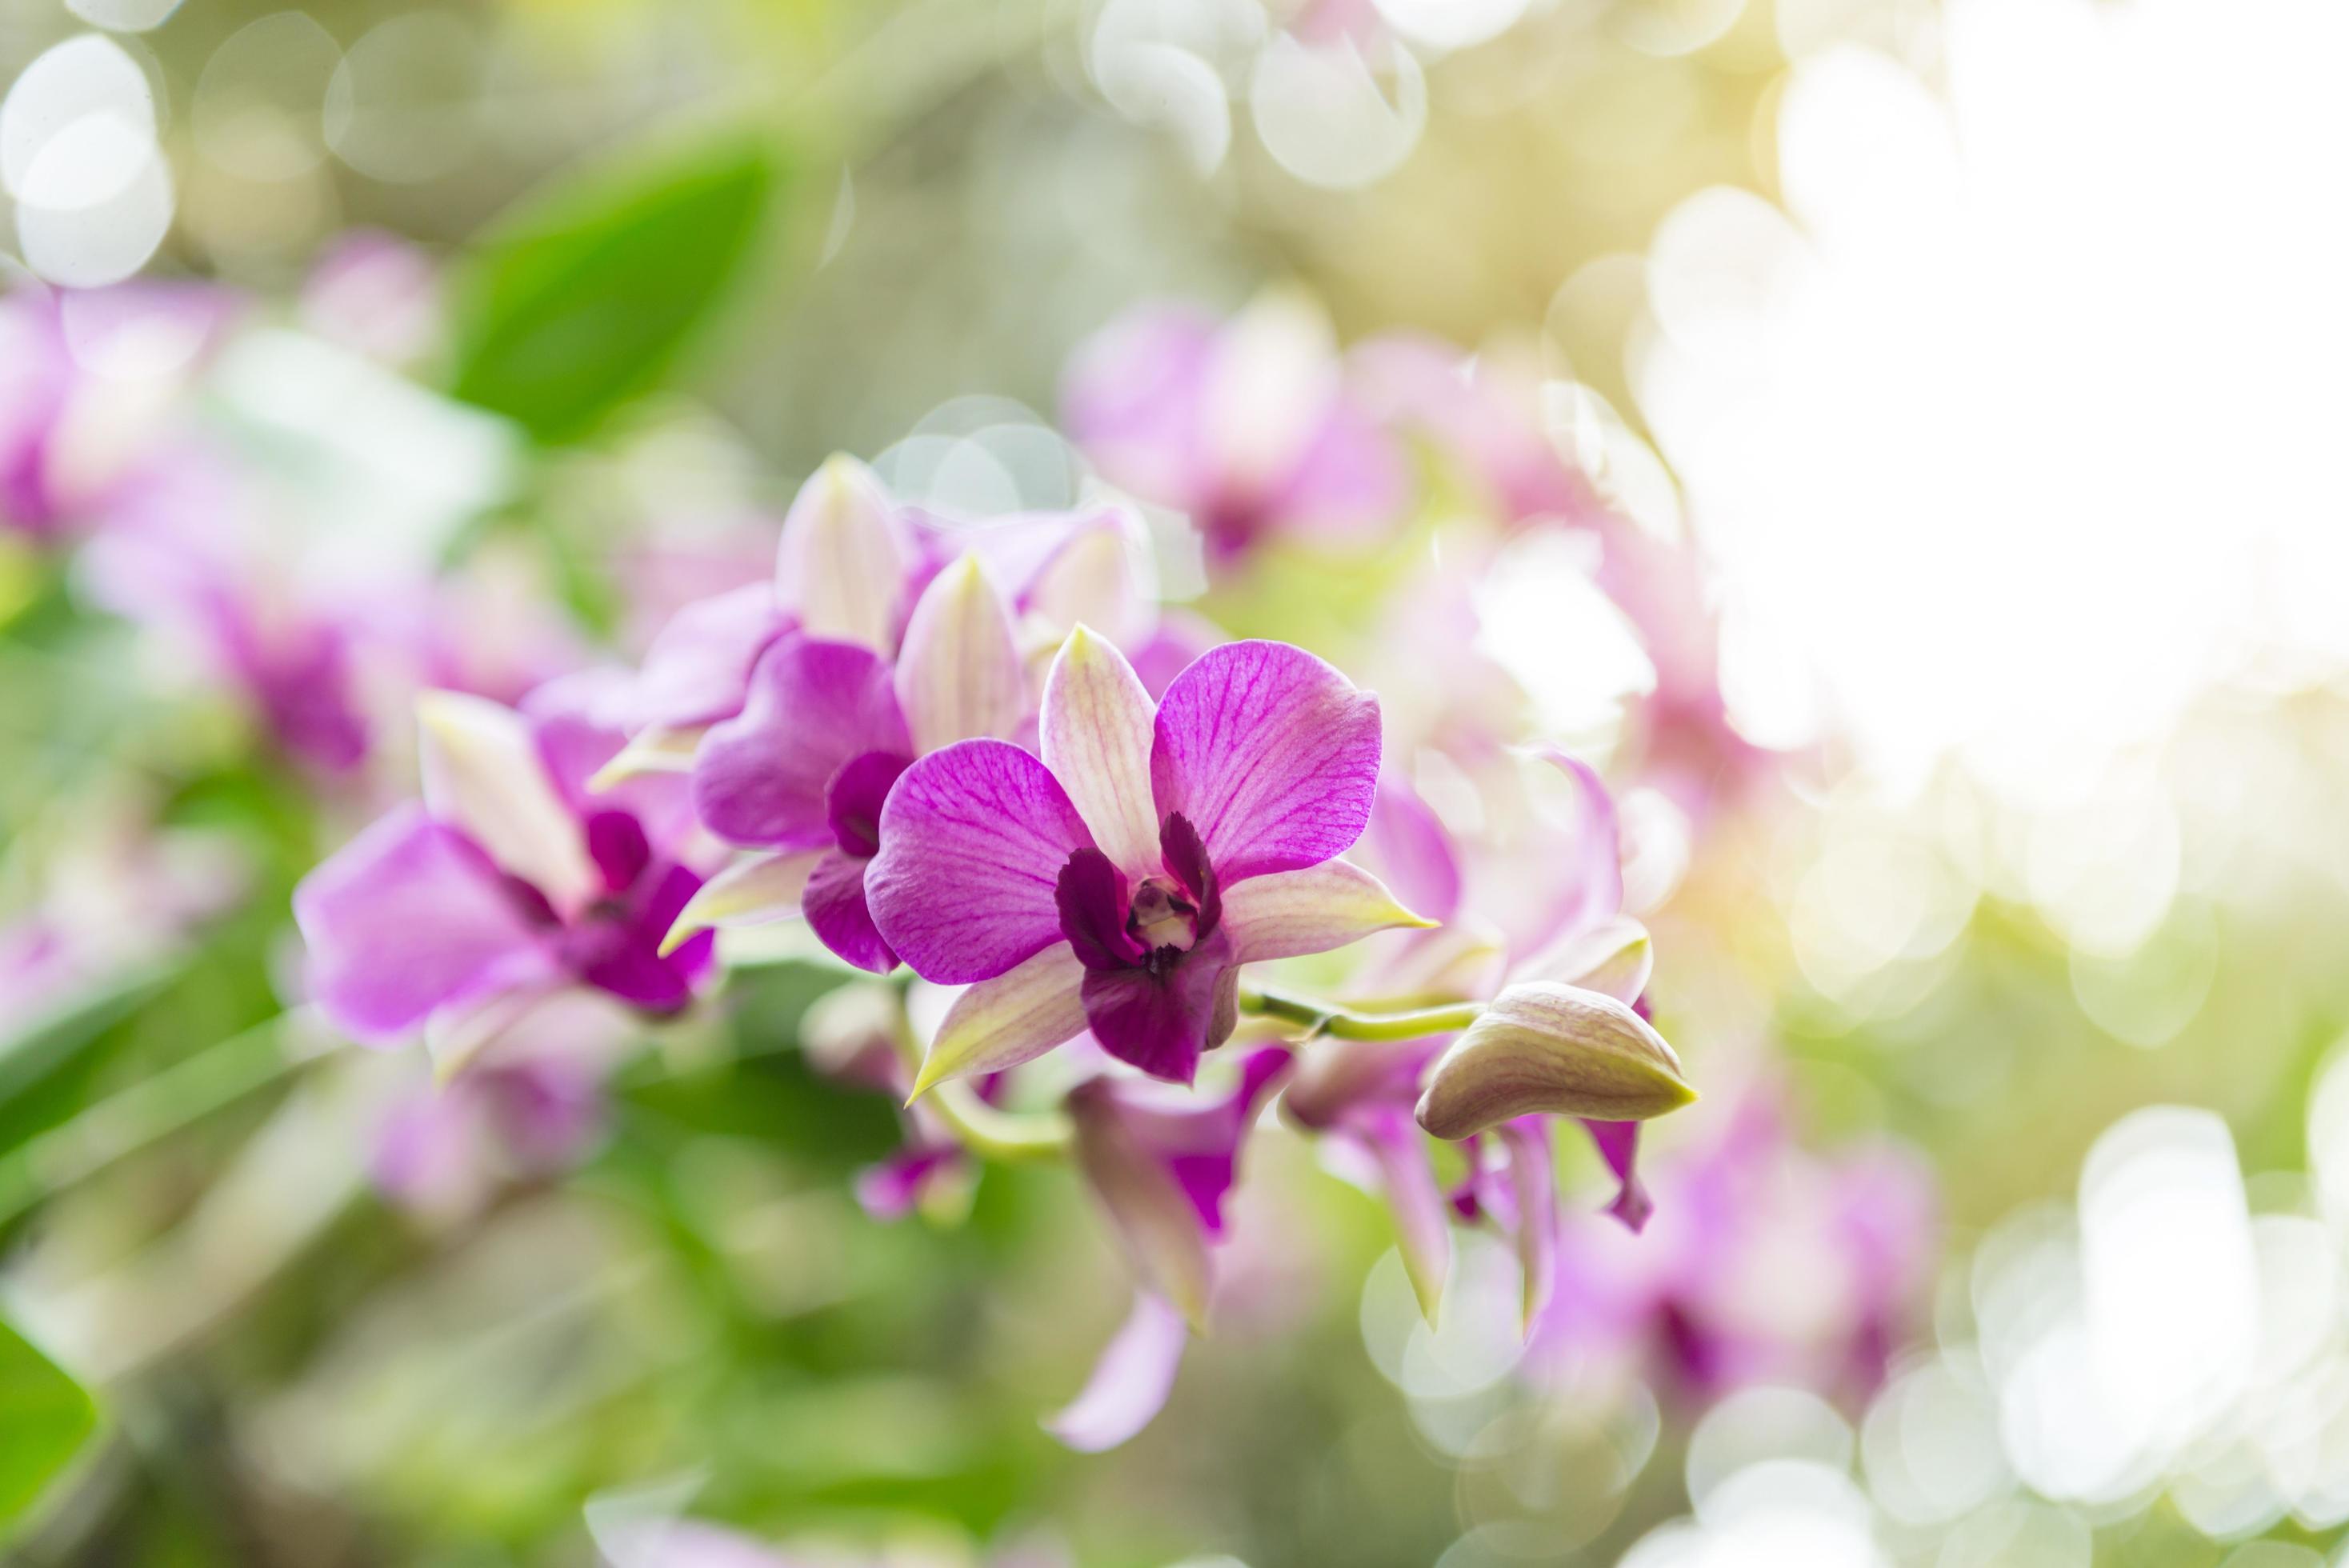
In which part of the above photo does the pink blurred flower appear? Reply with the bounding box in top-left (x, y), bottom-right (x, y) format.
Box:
top-left (1062, 294), bottom-right (1409, 563)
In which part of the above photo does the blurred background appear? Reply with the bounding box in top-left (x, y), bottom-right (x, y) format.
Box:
top-left (8, 0), bottom-right (2349, 1564)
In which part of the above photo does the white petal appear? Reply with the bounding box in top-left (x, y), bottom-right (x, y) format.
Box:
top-left (587, 724), bottom-right (704, 790)
top-left (415, 690), bottom-right (596, 913)
top-left (773, 453), bottom-right (912, 652)
top-left (1509, 914), bottom-right (1652, 1003)
top-left (1223, 859), bottom-right (1436, 963)
top-left (1039, 625), bottom-right (1162, 880)
top-left (659, 848), bottom-right (825, 955)
top-left (894, 553), bottom-right (1026, 753)
top-left (1044, 1291), bottom-right (1189, 1453)
top-left (1022, 509), bottom-right (1150, 646)
top-left (910, 944), bottom-right (1090, 1097)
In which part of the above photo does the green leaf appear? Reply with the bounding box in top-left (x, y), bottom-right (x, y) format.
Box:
top-left (0, 1317), bottom-right (95, 1530)
top-left (446, 130), bottom-right (784, 443)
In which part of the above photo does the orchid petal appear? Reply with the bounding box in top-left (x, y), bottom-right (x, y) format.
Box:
top-left (1582, 1118), bottom-right (1653, 1233)
top-left (600, 582), bottom-right (786, 734)
top-left (1078, 934), bottom-right (1238, 1085)
top-left (894, 552), bottom-right (1025, 753)
top-left (588, 725), bottom-right (704, 791)
top-left (1279, 1035), bottom-right (1436, 1132)
top-left (1019, 508), bottom-right (1151, 645)
top-left (1364, 772), bottom-right (1463, 926)
top-left (573, 863), bottom-right (708, 1013)
top-left (1045, 1292), bottom-right (1189, 1454)
top-left (660, 848), bottom-right (825, 955)
top-left (1497, 1120), bottom-right (1559, 1334)
top-left (909, 943), bottom-right (1090, 1096)
top-left (690, 636), bottom-right (910, 850)
top-left (1512, 914), bottom-right (1651, 1004)
top-left (1266, 396), bottom-right (1408, 542)
top-left (1040, 625), bottom-right (1162, 881)
top-left (772, 454), bottom-right (911, 652)
top-left (1356, 1107), bottom-right (1451, 1323)
top-left (416, 690), bottom-right (599, 914)
top-left (1200, 289), bottom-right (1342, 498)
top-left (294, 805), bottom-right (554, 1045)
top-left (1518, 748), bottom-right (1625, 951)
top-left (1060, 305), bottom-right (1215, 510)
top-left (1222, 858), bottom-right (1436, 964)
top-left (868, 739), bottom-right (1096, 984)
top-left (1070, 1088), bottom-right (1214, 1326)
top-left (802, 850), bottom-right (898, 974)
top-left (1150, 640), bottom-right (1381, 883)
top-left (1416, 983), bottom-right (1694, 1140)
top-left (423, 981), bottom-right (558, 1082)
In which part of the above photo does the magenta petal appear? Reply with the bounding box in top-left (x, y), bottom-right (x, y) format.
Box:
top-left (691, 635), bottom-right (911, 850)
top-left (1366, 772), bottom-right (1462, 925)
top-left (1520, 750), bottom-right (1626, 953)
top-left (573, 864), bottom-right (707, 1011)
top-left (1060, 306), bottom-right (1215, 511)
top-left (1265, 398), bottom-right (1408, 543)
top-left (824, 750), bottom-right (910, 858)
top-left (802, 850), bottom-right (898, 974)
top-left (607, 582), bottom-right (789, 733)
top-left (1046, 1292), bottom-right (1190, 1454)
top-left (855, 1146), bottom-right (959, 1221)
top-left (1582, 1118), bottom-right (1652, 1233)
top-left (1162, 1045), bottom-right (1291, 1238)
top-left (1078, 934), bottom-right (1238, 1084)
top-left (1150, 640), bottom-right (1381, 883)
top-left (866, 739), bottom-right (1098, 984)
top-left (294, 806), bottom-right (553, 1044)
top-left (1055, 848), bottom-right (1140, 972)
top-left (583, 810), bottom-right (652, 894)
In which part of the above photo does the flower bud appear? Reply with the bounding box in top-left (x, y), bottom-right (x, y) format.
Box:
top-left (1415, 982), bottom-right (1693, 1140)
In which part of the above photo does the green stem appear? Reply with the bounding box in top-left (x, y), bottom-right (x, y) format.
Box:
top-left (1239, 986), bottom-right (1484, 1042)
top-left (923, 1080), bottom-right (1070, 1161)
top-left (0, 1012), bottom-right (309, 1227)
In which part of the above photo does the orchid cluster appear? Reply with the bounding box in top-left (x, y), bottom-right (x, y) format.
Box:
top-left (1, 248), bottom-right (574, 784)
top-left (293, 386), bottom-right (1706, 1444)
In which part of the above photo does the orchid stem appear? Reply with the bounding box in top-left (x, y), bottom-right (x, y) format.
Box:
top-left (924, 1080), bottom-right (1071, 1161)
top-left (1239, 987), bottom-right (1483, 1042)
top-left (0, 1011), bottom-right (308, 1227)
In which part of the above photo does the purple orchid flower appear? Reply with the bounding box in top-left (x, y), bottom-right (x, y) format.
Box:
top-left (592, 455), bottom-right (908, 760)
top-left (294, 675), bottom-right (714, 1072)
top-left (1352, 333), bottom-right (1606, 530)
top-left (866, 630), bottom-right (1430, 1089)
top-left (1062, 295), bottom-right (1408, 563)
top-left (597, 454), bottom-right (1154, 779)
top-left (1531, 1089), bottom-right (1937, 1407)
top-left (0, 281), bottom-right (234, 538)
top-left (667, 550), bottom-right (1030, 973)
top-left (372, 1046), bottom-right (606, 1218)
top-left (299, 230), bottom-right (442, 370)
top-left (1044, 1044), bottom-right (1292, 1450)
top-left (1278, 754), bottom-right (1664, 1322)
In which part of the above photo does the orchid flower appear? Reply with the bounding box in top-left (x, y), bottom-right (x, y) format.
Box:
top-left (1532, 1090), bottom-right (1938, 1406)
top-left (598, 453), bottom-right (1154, 778)
top-left (1062, 294), bottom-right (1408, 563)
top-left (1278, 756), bottom-right (1685, 1324)
top-left (866, 630), bottom-right (1431, 1088)
top-left (1046, 1045), bottom-right (1292, 1450)
top-left (0, 282), bottom-right (234, 539)
top-left (663, 548), bottom-right (1029, 973)
top-left (1351, 333), bottom-right (1605, 530)
top-left (294, 673), bottom-right (713, 1074)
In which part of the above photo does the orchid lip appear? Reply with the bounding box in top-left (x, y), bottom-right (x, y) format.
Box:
top-left (1053, 813), bottom-right (1223, 978)
top-left (825, 749), bottom-right (911, 858)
